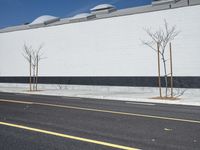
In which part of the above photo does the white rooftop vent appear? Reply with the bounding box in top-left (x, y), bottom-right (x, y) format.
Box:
top-left (30, 15), bottom-right (60, 26)
top-left (71, 13), bottom-right (95, 19)
top-left (70, 13), bottom-right (95, 22)
top-left (90, 4), bottom-right (116, 15)
top-left (90, 4), bottom-right (115, 11)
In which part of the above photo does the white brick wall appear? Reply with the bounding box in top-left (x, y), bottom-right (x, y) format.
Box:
top-left (0, 5), bottom-right (200, 76)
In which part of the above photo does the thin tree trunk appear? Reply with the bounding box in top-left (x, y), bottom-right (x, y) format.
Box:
top-left (161, 55), bottom-right (168, 97)
top-left (32, 67), bottom-right (35, 91)
top-left (169, 42), bottom-right (173, 98)
top-left (157, 43), bottom-right (162, 98)
top-left (36, 55), bottom-right (39, 91)
top-left (29, 55), bottom-right (32, 91)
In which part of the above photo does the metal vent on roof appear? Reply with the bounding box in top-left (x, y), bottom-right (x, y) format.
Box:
top-left (91, 4), bottom-right (115, 11)
top-left (69, 13), bottom-right (95, 22)
top-left (71, 13), bottom-right (95, 19)
top-left (90, 4), bottom-right (116, 15)
top-left (29, 15), bottom-right (60, 27)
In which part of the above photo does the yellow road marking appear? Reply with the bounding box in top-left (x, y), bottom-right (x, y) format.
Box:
top-left (0, 121), bottom-right (139, 150)
top-left (0, 99), bottom-right (200, 124)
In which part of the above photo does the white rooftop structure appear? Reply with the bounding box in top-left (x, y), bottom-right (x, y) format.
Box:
top-left (71, 13), bottom-right (95, 19)
top-left (90, 4), bottom-right (117, 15)
top-left (69, 13), bottom-right (96, 22)
top-left (30, 15), bottom-right (60, 25)
top-left (90, 4), bottom-right (116, 11)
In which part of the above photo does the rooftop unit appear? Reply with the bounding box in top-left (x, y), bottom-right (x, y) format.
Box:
top-left (69, 13), bottom-right (96, 22)
top-left (29, 15), bottom-right (60, 27)
top-left (90, 4), bottom-right (117, 15)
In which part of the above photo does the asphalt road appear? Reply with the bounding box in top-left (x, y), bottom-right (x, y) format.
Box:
top-left (0, 92), bottom-right (199, 150)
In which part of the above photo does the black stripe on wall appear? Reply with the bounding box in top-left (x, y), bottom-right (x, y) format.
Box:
top-left (0, 76), bottom-right (199, 88)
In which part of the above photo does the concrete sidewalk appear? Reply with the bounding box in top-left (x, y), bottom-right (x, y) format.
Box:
top-left (0, 83), bottom-right (200, 106)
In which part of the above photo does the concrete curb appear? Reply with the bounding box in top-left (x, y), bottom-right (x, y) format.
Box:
top-left (1, 88), bottom-right (200, 107)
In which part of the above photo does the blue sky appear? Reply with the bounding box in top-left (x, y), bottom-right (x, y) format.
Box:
top-left (0, 0), bottom-right (151, 28)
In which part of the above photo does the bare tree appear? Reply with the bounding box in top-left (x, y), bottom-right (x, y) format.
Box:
top-left (142, 20), bottom-right (179, 97)
top-left (22, 43), bottom-right (44, 91)
top-left (22, 44), bottom-right (33, 91)
top-left (30, 44), bottom-right (44, 91)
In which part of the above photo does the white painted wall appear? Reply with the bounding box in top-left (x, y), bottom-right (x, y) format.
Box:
top-left (0, 5), bottom-right (200, 76)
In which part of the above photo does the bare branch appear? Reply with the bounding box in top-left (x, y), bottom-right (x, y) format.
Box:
top-left (143, 20), bottom-right (180, 55)
top-left (141, 41), bottom-right (157, 52)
